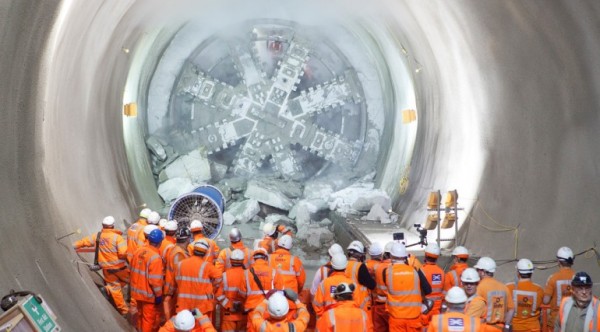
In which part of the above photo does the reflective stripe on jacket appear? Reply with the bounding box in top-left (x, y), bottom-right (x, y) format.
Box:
top-left (215, 266), bottom-right (247, 321)
top-left (164, 245), bottom-right (188, 296)
top-left (385, 262), bottom-right (422, 319)
top-left (187, 233), bottom-right (220, 264)
top-left (216, 243), bottom-right (251, 274)
top-left (126, 218), bottom-right (147, 263)
top-left (175, 255), bottom-right (222, 313)
top-left (270, 248), bottom-right (306, 293)
top-left (315, 301), bottom-right (372, 332)
top-left (429, 311), bottom-right (480, 332)
top-left (241, 260), bottom-right (279, 311)
top-left (312, 272), bottom-right (354, 317)
top-left (130, 245), bottom-right (164, 303)
top-left (74, 229), bottom-right (127, 269)
top-left (558, 296), bottom-right (600, 332)
top-left (345, 260), bottom-right (372, 311)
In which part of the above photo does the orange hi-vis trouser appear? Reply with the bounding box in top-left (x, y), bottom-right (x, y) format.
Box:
top-left (372, 302), bottom-right (389, 332)
top-left (137, 301), bottom-right (161, 332)
top-left (103, 267), bottom-right (130, 315)
top-left (221, 312), bottom-right (247, 332)
top-left (389, 316), bottom-right (422, 332)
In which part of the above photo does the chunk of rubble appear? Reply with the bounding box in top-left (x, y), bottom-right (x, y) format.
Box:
top-left (158, 150), bottom-right (211, 184)
top-left (210, 162), bottom-right (228, 182)
top-left (328, 182), bottom-right (391, 213)
top-left (265, 214), bottom-right (294, 225)
top-left (361, 204), bottom-right (392, 224)
top-left (157, 177), bottom-right (196, 202)
top-left (303, 182), bottom-right (334, 200)
top-left (244, 179), bottom-right (295, 211)
top-left (299, 226), bottom-right (335, 251)
top-left (288, 199), bottom-right (328, 220)
top-left (221, 177), bottom-right (247, 193)
top-left (223, 199), bottom-right (260, 225)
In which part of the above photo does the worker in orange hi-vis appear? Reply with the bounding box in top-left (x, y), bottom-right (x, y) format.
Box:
top-left (175, 239), bottom-right (222, 321)
top-left (73, 216), bottom-right (130, 316)
top-left (542, 246), bottom-right (576, 330)
top-left (270, 234), bottom-right (306, 293)
top-left (163, 227), bottom-right (190, 320)
top-left (159, 309), bottom-right (216, 332)
top-left (187, 220), bottom-right (219, 264)
top-left (312, 254), bottom-right (355, 317)
top-left (428, 287), bottom-right (482, 332)
top-left (257, 222), bottom-right (278, 254)
top-left (159, 221), bottom-right (178, 262)
top-left (345, 241), bottom-right (375, 315)
top-left (127, 208), bottom-right (151, 264)
top-left (372, 242), bottom-right (393, 332)
top-left (384, 243), bottom-right (432, 332)
top-left (555, 271), bottom-right (600, 332)
top-left (474, 257), bottom-right (514, 332)
top-left (365, 242), bottom-right (384, 278)
top-left (420, 243), bottom-right (446, 327)
top-left (444, 246), bottom-right (470, 293)
top-left (315, 282), bottom-right (374, 332)
top-left (249, 292), bottom-right (310, 332)
top-left (460, 268), bottom-right (487, 321)
top-left (216, 228), bottom-right (251, 274)
top-left (506, 259), bottom-right (544, 332)
top-left (215, 249), bottom-right (248, 332)
top-left (130, 229), bottom-right (165, 332)
top-left (310, 244), bottom-right (344, 300)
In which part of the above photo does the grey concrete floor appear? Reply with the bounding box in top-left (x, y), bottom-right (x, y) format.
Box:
top-left (1, 1), bottom-right (600, 330)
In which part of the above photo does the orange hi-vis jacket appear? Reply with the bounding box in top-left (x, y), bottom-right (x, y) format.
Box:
top-left (464, 294), bottom-right (487, 320)
top-left (345, 259), bottom-right (372, 311)
top-left (310, 263), bottom-right (333, 296)
top-left (506, 278), bottom-right (544, 331)
top-left (164, 245), bottom-right (188, 296)
top-left (240, 259), bottom-right (280, 311)
top-left (373, 259), bottom-right (391, 303)
top-left (544, 266), bottom-right (575, 327)
top-left (216, 265), bottom-right (247, 321)
top-left (476, 277), bottom-right (514, 325)
top-left (160, 236), bottom-right (176, 262)
top-left (74, 228), bottom-right (127, 269)
top-left (175, 255), bottom-right (222, 314)
top-left (270, 248), bottom-right (306, 293)
top-left (557, 296), bottom-right (600, 332)
top-left (250, 299), bottom-right (310, 332)
top-left (159, 313), bottom-right (217, 332)
top-left (444, 262), bottom-right (468, 293)
top-left (127, 218), bottom-right (147, 263)
top-left (312, 271), bottom-right (355, 317)
top-left (408, 254), bottom-right (423, 270)
top-left (384, 262), bottom-right (423, 319)
top-left (188, 233), bottom-right (219, 263)
top-left (216, 242), bottom-right (251, 274)
top-left (428, 311), bottom-right (482, 332)
top-left (315, 301), bottom-right (373, 332)
top-left (422, 262), bottom-right (445, 312)
top-left (130, 245), bottom-right (164, 303)
top-left (365, 258), bottom-right (382, 277)
top-left (257, 236), bottom-right (276, 254)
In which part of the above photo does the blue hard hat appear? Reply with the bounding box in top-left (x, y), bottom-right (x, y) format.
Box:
top-left (148, 229), bottom-right (164, 244)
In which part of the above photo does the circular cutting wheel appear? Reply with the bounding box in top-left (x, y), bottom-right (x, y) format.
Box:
top-left (168, 186), bottom-right (225, 239)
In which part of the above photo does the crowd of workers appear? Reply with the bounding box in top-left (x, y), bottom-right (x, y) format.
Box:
top-left (73, 208), bottom-right (599, 332)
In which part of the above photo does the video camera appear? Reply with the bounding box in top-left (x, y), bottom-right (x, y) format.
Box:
top-left (392, 224), bottom-right (428, 248)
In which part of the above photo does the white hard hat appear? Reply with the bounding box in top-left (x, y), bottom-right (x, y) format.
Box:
top-left (278, 234), bottom-right (293, 250)
top-left (253, 248), bottom-right (269, 259)
top-left (231, 249), bottom-right (245, 261)
top-left (102, 216), bottom-right (115, 226)
top-left (147, 211), bottom-right (160, 225)
top-left (193, 239), bottom-right (209, 254)
top-left (144, 225), bottom-right (159, 235)
top-left (139, 208), bottom-right (152, 219)
top-left (425, 243), bottom-right (441, 258)
top-left (263, 222), bottom-right (276, 236)
top-left (452, 246), bottom-right (469, 258)
top-left (474, 256), bottom-right (496, 273)
top-left (390, 243), bottom-right (408, 258)
top-left (267, 292), bottom-right (289, 318)
top-left (369, 242), bottom-right (383, 256)
top-left (173, 309), bottom-right (195, 330)
top-left (328, 243), bottom-right (344, 257)
top-left (460, 268), bottom-right (481, 283)
top-left (557, 247), bottom-right (574, 261)
top-left (229, 228), bottom-right (242, 242)
top-left (190, 220), bottom-right (203, 232)
top-left (445, 286), bottom-right (468, 304)
top-left (331, 254), bottom-right (348, 270)
top-left (347, 240), bottom-right (365, 254)
top-left (384, 241), bottom-right (394, 254)
top-left (516, 258), bottom-right (534, 274)
top-left (333, 282), bottom-right (355, 297)
top-left (165, 220), bottom-right (178, 232)
top-left (159, 219), bottom-right (168, 229)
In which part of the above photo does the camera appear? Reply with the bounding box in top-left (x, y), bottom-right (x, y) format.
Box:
top-left (393, 232), bottom-right (404, 241)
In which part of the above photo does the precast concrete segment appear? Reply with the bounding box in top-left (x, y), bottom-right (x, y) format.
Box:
top-left (2, 0), bottom-right (600, 330)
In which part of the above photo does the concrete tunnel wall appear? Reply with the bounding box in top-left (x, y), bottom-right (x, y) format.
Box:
top-left (1, 0), bottom-right (600, 330)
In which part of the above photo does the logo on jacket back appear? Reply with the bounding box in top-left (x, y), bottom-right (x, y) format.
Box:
top-left (448, 318), bottom-right (464, 331)
top-left (432, 274), bottom-right (442, 285)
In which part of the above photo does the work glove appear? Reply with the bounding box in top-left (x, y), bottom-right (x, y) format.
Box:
top-left (154, 296), bottom-right (163, 305)
top-left (283, 288), bottom-right (298, 302)
top-left (192, 308), bottom-right (202, 319)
